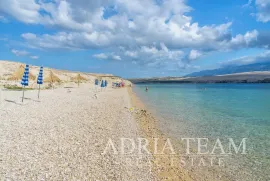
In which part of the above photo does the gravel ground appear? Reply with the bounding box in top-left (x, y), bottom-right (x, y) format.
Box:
top-left (0, 86), bottom-right (156, 180)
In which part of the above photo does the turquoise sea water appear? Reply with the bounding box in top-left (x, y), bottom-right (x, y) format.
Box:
top-left (133, 83), bottom-right (270, 180)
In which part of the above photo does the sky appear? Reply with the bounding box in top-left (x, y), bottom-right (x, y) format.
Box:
top-left (0, 0), bottom-right (270, 78)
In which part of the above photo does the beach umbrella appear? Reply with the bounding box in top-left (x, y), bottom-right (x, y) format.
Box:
top-left (95, 79), bottom-right (99, 85)
top-left (95, 79), bottom-right (99, 88)
top-left (21, 65), bottom-right (29, 102)
top-left (71, 73), bottom-right (87, 87)
top-left (37, 67), bottom-right (43, 99)
top-left (101, 80), bottom-right (105, 88)
top-left (94, 79), bottom-right (99, 92)
top-left (105, 80), bottom-right (108, 87)
top-left (8, 64), bottom-right (36, 81)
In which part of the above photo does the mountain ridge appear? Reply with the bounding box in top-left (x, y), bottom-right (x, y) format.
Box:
top-left (185, 62), bottom-right (270, 77)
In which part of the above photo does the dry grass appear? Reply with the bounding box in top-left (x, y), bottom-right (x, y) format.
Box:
top-left (7, 65), bottom-right (36, 81)
top-left (44, 70), bottom-right (61, 83)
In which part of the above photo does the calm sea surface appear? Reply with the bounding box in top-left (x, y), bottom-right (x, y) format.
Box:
top-left (133, 83), bottom-right (270, 180)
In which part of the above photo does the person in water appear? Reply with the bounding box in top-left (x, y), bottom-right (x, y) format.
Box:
top-left (145, 86), bottom-right (148, 92)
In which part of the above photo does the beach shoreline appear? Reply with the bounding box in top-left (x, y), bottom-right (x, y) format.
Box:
top-left (128, 86), bottom-right (244, 181)
top-left (129, 83), bottom-right (270, 181)
top-left (127, 87), bottom-right (194, 181)
top-left (0, 83), bottom-right (251, 181)
top-left (0, 84), bottom-right (197, 180)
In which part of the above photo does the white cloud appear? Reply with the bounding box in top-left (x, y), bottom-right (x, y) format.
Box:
top-left (1, 0), bottom-right (269, 68)
top-left (112, 55), bottom-right (121, 60)
top-left (21, 32), bottom-right (113, 50)
top-left (40, 1), bottom-right (93, 32)
top-left (243, 0), bottom-right (253, 8)
top-left (141, 46), bottom-right (159, 54)
top-left (120, 43), bottom-right (184, 67)
top-left (93, 53), bottom-right (121, 60)
top-left (0, 0), bottom-right (41, 23)
top-left (255, 0), bottom-right (270, 22)
top-left (21, 33), bottom-right (37, 40)
top-left (11, 49), bottom-right (39, 59)
top-left (93, 53), bottom-right (108, 59)
top-left (5, 0), bottom-right (257, 51)
top-left (125, 51), bottom-right (138, 58)
top-left (188, 50), bottom-right (202, 61)
top-left (229, 30), bottom-right (259, 49)
top-left (30, 56), bottom-right (39, 59)
top-left (221, 50), bottom-right (270, 66)
top-left (11, 49), bottom-right (29, 56)
top-left (92, 43), bottom-right (183, 66)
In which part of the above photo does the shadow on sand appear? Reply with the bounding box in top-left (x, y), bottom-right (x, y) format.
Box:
top-left (4, 97), bottom-right (40, 105)
top-left (4, 99), bottom-right (18, 104)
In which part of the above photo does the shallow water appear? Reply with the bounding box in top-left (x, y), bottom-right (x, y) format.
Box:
top-left (133, 83), bottom-right (270, 180)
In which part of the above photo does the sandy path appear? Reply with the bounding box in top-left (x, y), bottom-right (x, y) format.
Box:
top-left (0, 87), bottom-right (155, 180)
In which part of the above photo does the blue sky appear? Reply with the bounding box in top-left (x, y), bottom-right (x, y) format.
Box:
top-left (0, 0), bottom-right (270, 78)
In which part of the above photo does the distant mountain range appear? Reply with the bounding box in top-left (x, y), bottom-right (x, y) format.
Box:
top-left (186, 62), bottom-right (270, 77)
top-left (129, 62), bottom-right (270, 84)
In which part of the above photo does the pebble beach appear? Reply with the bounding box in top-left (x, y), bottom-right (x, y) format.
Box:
top-left (0, 85), bottom-right (157, 180)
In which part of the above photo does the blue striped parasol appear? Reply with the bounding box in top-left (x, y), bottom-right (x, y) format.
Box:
top-left (101, 80), bottom-right (105, 88)
top-left (105, 80), bottom-right (108, 87)
top-left (21, 65), bottom-right (29, 102)
top-left (37, 67), bottom-right (43, 98)
top-left (95, 79), bottom-right (99, 85)
top-left (37, 67), bottom-right (43, 84)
